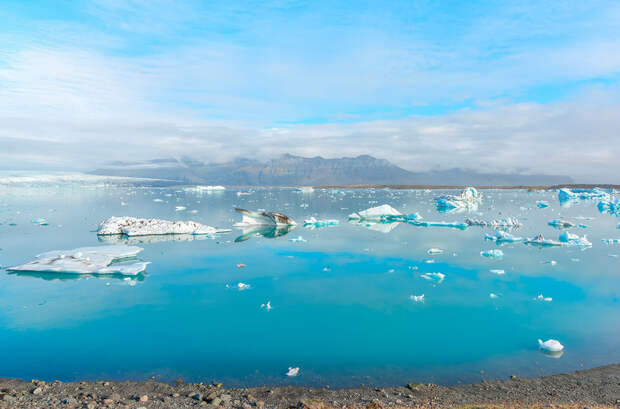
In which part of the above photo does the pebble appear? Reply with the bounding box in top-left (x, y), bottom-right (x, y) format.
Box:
top-left (139, 394), bottom-right (148, 402)
top-left (32, 387), bottom-right (43, 395)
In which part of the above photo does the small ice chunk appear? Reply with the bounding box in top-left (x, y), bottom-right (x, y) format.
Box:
top-left (548, 219), bottom-right (574, 229)
top-left (484, 231), bottom-right (522, 243)
top-left (536, 201), bottom-right (549, 208)
top-left (237, 282), bottom-right (251, 291)
top-left (409, 294), bottom-right (425, 303)
top-left (31, 218), bottom-right (49, 226)
top-left (286, 367), bottom-right (300, 377)
top-left (480, 249), bottom-right (504, 259)
top-left (421, 272), bottom-right (445, 283)
top-left (535, 294), bottom-right (552, 302)
top-left (427, 248), bottom-right (444, 255)
top-left (289, 236), bottom-right (306, 243)
top-left (175, 206), bottom-right (186, 212)
top-left (538, 338), bottom-right (563, 352)
top-left (602, 238), bottom-right (620, 244)
top-left (260, 301), bottom-right (272, 310)
top-left (489, 293), bottom-right (499, 299)
top-left (489, 269), bottom-right (505, 275)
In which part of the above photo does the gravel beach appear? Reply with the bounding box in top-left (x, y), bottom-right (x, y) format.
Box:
top-left (1, 364), bottom-right (619, 408)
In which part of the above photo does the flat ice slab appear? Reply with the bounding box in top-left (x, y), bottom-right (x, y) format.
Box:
top-left (98, 216), bottom-right (230, 236)
top-left (8, 245), bottom-right (148, 275)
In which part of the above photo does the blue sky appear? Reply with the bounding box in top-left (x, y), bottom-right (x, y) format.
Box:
top-left (1, 0), bottom-right (619, 181)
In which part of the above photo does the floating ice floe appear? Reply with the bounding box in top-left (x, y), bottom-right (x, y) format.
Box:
top-left (535, 294), bottom-right (552, 302)
top-left (286, 367), bottom-right (300, 377)
top-left (558, 231), bottom-right (592, 247)
top-left (184, 185), bottom-right (226, 192)
top-left (465, 217), bottom-right (521, 229)
top-left (237, 282), bottom-right (251, 291)
top-left (289, 236), bottom-right (307, 243)
top-left (480, 249), bottom-right (504, 259)
top-left (348, 204), bottom-right (403, 221)
top-left (537, 201), bottom-right (549, 208)
top-left (296, 187), bottom-right (314, 193)
top-left (548, 219), bottom-right (574, 228)
top-left (303, 217), bottom-right (339, 229)
top-left (489, 269), bottom-right (505, 275)
top-left (31, 218), bottom-right (49, 226)
top-left (410, 220), bottom-right (468, 230)
top-left (485, 230), bottom-right (523, 243)
top-left (602, 238), bottom-right (620, 244)
top-left (7, 245), bottom-right (148, 276)
top-left (174, 206), bottom-right (186, 212)
top-left (421, 272), bottom-right (445, 284)
top-left (558, 188), bottom-right (608, 202)
top-left (410, 294), bottom-right (425, 302)
top-left (525, 234), bottom-right (563, 246)
top-left (489, 293), bottom-right (499, 299)
top-left (98, 217), bottom-right (229, 236)
top-left (427, 248), bottom-right (444, 255)
top-left (598, 198), bottom-right (620, 216)
top-left (435, 187), bottom-right (482, 212)
top-left (538, 338), bottom-right (564, 352)
top-left (153, 198), bottom-right (164, 203)
top-left (261, 301), bottom-right (272, 310)
top-left (234, 208), bottom-right (296, 226)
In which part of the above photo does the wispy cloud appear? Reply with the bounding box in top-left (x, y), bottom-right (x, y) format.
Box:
top-left (0, 0), bottom-right (619, 180)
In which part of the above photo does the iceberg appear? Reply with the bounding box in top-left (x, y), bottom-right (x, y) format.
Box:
top-left (480, 249), bottom-right (504, 259)
top-left (598, 198), bottom-right (620, 216)
top-left (303, 217), bottom-right (339, 229)
top-left (538, 338), bottom-right (564, 352)
top-left (558, 188), bottom-right (608, 202)
top-left (348, 204), bottom-right (403, 221)
top-left (524, 234), bottom-right (563, 247)
top-left (409, 294), bottom-right (425, 303)
top-left (547, 219), bottom-right (574, 229)
top-left (234, 208), bottom-right (296, 226)
top-left (421, 272), bottom-right (445, 284)
top-left (558, 231), bottom-right (591, 247)
top-left (602, 238), bottom-right (620, 244)
top-left (435, 187), bottom-right (482, 212)
top-left (7, 245), bottom-right (148, 276)
top-left (484, 230), bottom-right (523, 243)
top-left (466, 217), bottom-right (521, 229)
top-left (98, 216), bottom-right (229, 237)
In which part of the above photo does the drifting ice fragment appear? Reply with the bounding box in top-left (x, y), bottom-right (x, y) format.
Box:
top-left (598, 198), bottom-right (620, 216)
top-left (421, 272), bottom-right (445, 284)
top-left (524, 234), bottom-right (563, 247)
top-left (304, 217), bottom-right (339, 229)
top-left (548, 219), bottom-right (574, 229)
top-left (348, 204), bottom-right (403, 221)
top-left (289, 236), bottom-right (307, 243)
top-left (8, 245), bottom-right (147, 276)
top-left (175, 206), bottom-right (186, 212)
top-left (184, 185), bottom-right (226, 192)
top-left (559, 188), bottom-right (608, 202)
top-left (480, 249), bottom-right (504, 259)
top-left (31, 218), bottom-right (49, 226)
top-left (286, 367), bottom-right (300, 377)
top-left (410, 294), bottom-right (425, 302)
top-left (435, 187), bottom-right (482, 212)
top-left (234, 208), bottom-right (296, 226)
top-left (489, 293), bottom-right (499, 299)
top-left (489, 269), bottom-right (505, 275)
top-left (602, 238), bottom-right (620, 244)
top-left (537, 201), bottom-right (549, 208)
top-left (535, 294), bottom-right (552, 302)
top-left (485, 231), bottom-right (523, 243)
top-left (237, 282), bottom-right (251, 291)
top-left (538, 339), bottom-right (564, 352)
top-left (260, 301), bottom-right (272, 310)
top-left (98, 217), bottom-right (229, 236)
top-left (427, 248), bottom-right (444, 255)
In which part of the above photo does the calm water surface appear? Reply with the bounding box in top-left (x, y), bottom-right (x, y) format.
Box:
top-left (0, 179), bottom-right (618, 387)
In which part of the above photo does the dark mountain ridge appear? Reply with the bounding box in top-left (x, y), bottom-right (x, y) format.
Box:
top-left (90, 154), bottom-right (573, 186)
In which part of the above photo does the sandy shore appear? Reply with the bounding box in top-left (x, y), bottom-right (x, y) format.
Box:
top-left (1, 364), bottom-right (619, 408)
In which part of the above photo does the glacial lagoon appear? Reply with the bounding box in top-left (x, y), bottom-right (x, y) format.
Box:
top-left (0, 178), bottom-right (618, 387)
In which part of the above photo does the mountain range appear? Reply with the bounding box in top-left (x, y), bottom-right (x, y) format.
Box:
top-left (90, 154), bottom-right (573, 186)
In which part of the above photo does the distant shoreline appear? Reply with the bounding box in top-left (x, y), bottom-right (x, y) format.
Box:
top-left (166, 183), bottom-right (620, 190)
top-left (1, 363), bottom-right (618, 408)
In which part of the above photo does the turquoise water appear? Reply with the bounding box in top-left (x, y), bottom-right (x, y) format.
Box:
top-left (0, 180), bottom-right (619, 387)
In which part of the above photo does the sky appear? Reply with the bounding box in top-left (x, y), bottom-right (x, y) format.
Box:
top-left (1, 0), bottom-right (619, 182)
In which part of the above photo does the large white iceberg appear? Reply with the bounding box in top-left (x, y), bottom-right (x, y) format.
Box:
top-left (98, 216), bottom-right (230, 236)
top-left (435, 187), bottom-right (482, 211)
top-left (8, 245), bottom-right (148, 275)
top-left (348, 204), bottom-right (403, 221)
top-left (234, 208), bottom-right (296, 226)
